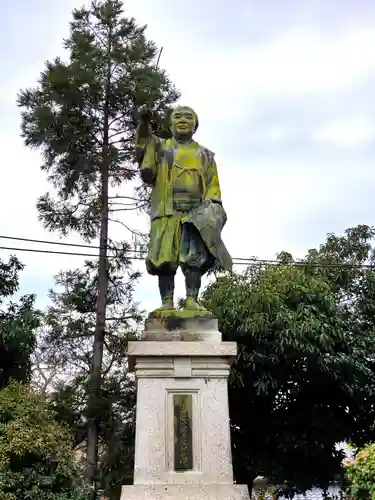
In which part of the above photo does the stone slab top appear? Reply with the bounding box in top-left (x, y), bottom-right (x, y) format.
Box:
top-left (148, 308), bottom-right (214, 319)
top-left (128, 341), bottom-right (237, 359)
top-left (121, 483), bottom-right (250, 500)
top-left (145, 314), bottom-right (218, 333)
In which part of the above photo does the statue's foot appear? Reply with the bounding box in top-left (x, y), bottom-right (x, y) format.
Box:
top-left (159, 299), bottom-right (175, 310)
top-left (150, 299), bottom-right (175, 316)
top-left (184, 297), bottom-right (211, 314)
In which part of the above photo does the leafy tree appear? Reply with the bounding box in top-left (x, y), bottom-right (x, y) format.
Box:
top-left (305, 224), bottom-right (375, 447)
top-left (34, 261), bottom-right (139, 498)
top-left (18, 0), bottom-right (179, 493)
top-left (0, 256), bottom-right (41, 389)
top-left (346, 443), bottom-right (375, 499)
top-left (0, 381), bottom-right (89, 500)
top-left (202, 227), bottom-right (375, 496)
top-left (304, 224), bottom-right (375, 301)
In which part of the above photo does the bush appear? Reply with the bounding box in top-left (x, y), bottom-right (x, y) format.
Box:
top-left (346, 443), bottom-right (375, 499)
top-left (0, 381), bottom-right (89, 500)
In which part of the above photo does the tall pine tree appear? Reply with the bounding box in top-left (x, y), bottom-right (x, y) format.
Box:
top-left (34, 260), bottom-right (139, 497)
top-left (18, 0), bottom-right (179, 494)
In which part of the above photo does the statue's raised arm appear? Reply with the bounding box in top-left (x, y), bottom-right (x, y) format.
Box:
top-left (135, 105), bottom-right (161, 185)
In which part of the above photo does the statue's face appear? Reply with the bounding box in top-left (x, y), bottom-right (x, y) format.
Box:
top-left (170, 107), bottom-right (198, 138)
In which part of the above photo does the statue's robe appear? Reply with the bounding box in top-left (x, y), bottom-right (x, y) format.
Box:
top-left (136, 131), bottom-right (232, 275)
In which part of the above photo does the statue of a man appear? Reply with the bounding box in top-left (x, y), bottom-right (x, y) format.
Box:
top-left (135, 105), bottom-right (232, 315)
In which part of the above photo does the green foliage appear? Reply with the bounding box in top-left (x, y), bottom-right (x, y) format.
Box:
top-left (0, 256), bottom-right (41, 389)
top-left (40, 260), bottom-right (141, 373)
top-left (0, 382), bottom-right (89, 500)
top-left (18, 2), bottom-right (179, 495)
top-left (34, 261), bottom-right (140, 495)
top-left (305, 224), bottom-right (375, 299)
top-left (202, 225), bottom-right (375, 495)
top-left (347, 443), bottom-right (375, 499)
top-left (17, 0), bottom-right (179, 240)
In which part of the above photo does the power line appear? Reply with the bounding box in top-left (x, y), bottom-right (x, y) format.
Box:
top-left (1, 234), bottom-right (375, 269)
top-left (0, 234), bottom-right (261, 262)
top-left (233, 258), bottom-right (375, 269)
top-left (0, 234), bottom-right (143, 252)
top-left (0, 235), bottom-right (93, 250)
top-left (0, 245), bottom-right (138, 260)
top-left (0, 241), bottom-right (374, 270)
top-left (0, 244), bottom-right (249, 265)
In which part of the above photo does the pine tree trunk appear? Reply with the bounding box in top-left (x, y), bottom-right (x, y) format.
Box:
top-left (87, 48), bottom-right (112, 498)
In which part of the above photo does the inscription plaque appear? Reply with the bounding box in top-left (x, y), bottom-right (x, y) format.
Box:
top-left (173, 394), bottom-right (193, 471)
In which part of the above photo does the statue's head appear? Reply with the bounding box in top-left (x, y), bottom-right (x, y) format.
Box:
top-left (170, 106), bottom-right (199, 140)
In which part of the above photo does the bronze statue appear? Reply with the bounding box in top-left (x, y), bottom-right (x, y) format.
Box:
top-left (135, 105), bottom-right (232, 316)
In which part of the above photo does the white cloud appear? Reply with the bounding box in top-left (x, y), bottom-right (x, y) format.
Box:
top-left (266, 125), bottom-right (293, 143)
top-left (120, 3), bottom-right (375, 115)
top-left (312, 115), bottom-right (375, 147)
top-left (242, 27), bottom-right (375, 95)
top-left (2, 0), bottom-right (375, 312)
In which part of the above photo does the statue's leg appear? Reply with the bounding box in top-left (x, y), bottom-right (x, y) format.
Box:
top-left (183, 267), bottom-right (201, 302)
top-left (180, 223), bottom-right (211, 313)
top-left (146, 216), bottom-right (179, 312)
top-left (158, 273), bottom-right (175, 310)
top-left (182, 266), bottom-right (210, 312)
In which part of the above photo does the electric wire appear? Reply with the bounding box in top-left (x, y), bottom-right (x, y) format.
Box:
top-left (0, 235), bottom-right (374, 269)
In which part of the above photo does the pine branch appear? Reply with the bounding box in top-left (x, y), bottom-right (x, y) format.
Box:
top-left (108, 217), bottom-right (146, 239)
top-left (108, 195), bottom-right (142, 202)
top-left (106, 316), bottom-right (135, 321)
top-left (110, 205), bottom-right (147, 212)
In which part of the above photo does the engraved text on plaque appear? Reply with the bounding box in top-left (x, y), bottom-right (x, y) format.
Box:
top-left (173, 394), bottom-right (193, 471)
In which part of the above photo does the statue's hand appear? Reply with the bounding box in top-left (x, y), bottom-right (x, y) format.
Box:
top-left (138, 105), bottom-right (153, 123)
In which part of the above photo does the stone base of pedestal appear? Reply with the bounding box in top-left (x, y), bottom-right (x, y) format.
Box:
top-left (123, 335), bottom-right (249, 500)
top-left (128, 341), bottom-right (236, 485)
top-left (141, 315), bottom-right (221, 342)
top-left (120, 483), bottom-right (250, 500)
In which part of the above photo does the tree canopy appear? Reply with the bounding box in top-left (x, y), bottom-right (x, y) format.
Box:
top-left (202, 224), bottom-right (375, 496)
top-left (17, 0), bottom-right (179, 240)
top-left (0, 256), bottom-right (40, 389)
top-left (18, 0), bottom-right (179, 494)
top-left (34, 260), bottom-right (139, 497)
top-left (0, 381), bottom-right (88, 500)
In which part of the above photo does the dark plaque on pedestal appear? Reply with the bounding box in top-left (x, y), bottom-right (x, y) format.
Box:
top-left (173, 394), bottom-right (193, 471)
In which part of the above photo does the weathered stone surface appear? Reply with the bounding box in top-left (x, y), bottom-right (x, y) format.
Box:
top-left (141, 315), bottom-right (220, 342)
top-left (128, 341), bottom-right (238, 489)
top-left (148, 308), bottom-right (213, 319)
top-left (122, 319), bottom-right (250, 499)
top-left (131, 376), bottom-right (234, 486)
top-left (120, 483), bottom-right (250, 499)
top-left (127, 341), bottom-right (237, 372)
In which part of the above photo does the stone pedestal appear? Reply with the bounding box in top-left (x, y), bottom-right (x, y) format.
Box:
top-left (140, 314), bottom-right (221, 342)
top-left (121, 317), bottom-right (250, 500)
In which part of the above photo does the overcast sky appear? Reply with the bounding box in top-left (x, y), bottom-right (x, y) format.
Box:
top-left (1, 0), bottom-right (375, 312)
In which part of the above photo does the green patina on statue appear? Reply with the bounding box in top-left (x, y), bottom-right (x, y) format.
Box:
top-left (135, 105), bottom-right (232, 317)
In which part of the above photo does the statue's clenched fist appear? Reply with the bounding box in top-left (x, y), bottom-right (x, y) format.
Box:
top-left (138, 105), bottom-right (153, 122)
